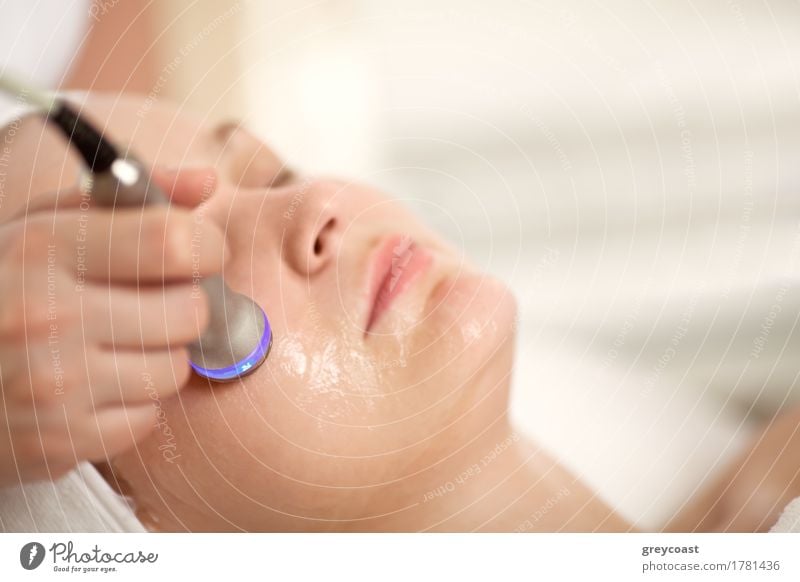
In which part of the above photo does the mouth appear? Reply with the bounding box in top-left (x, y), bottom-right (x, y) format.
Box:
top-left (364, 234), bottom-right (433, 334)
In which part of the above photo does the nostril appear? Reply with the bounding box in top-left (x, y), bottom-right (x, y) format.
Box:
top-left (313, 218), bottom-right (336, 256)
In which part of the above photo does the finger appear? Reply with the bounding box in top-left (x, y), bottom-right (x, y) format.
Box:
top-left (150, 166), bottom-right (218, 208)
top-left (0, 257), bottom-right (80, 342)
top-left (85, 346), bottom-right (192, 407)
top-left (12, 187), bottom-right (87, 219)
top-left (0, 434), bottom-right (76, 484)
top-left (51, 205), bottom-right (226, 283)
top-left (79, 403), bottom-right (158, 461)
top-left (82, 282), bottom-right (209, 348)
top-left (1, 343), bottom-right (192, 411)
top-left (1, 401), bottom-right (157, 478)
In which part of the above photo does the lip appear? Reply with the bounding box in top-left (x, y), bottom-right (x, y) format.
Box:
top-left (364, 234), bottom-right (433, 334)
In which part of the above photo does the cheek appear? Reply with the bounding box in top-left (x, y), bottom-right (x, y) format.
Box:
top-left (134, 376), bottom-right (350, 527)
top-left (264, 325), bottom-right (384, 424)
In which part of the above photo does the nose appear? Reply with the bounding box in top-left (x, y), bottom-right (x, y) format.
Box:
top-left (205, 177), bottom-right (345, 279)
top-left (280, 179), bottom-right (344, 277)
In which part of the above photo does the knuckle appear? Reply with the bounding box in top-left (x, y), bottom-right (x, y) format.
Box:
top-left (161, 212), bottom-right (193, 271)
top-left (14, 289), bottom-right (67, 339)
top-left (0, 298), bottom-right (54, 341)
top-left (25, 354), bottom-right (67, 410)
top-left (46, 286), bottom-right (81, 329)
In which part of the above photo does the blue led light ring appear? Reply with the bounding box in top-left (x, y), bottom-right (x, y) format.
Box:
top-left (189, 310), bottom-right (273, 381)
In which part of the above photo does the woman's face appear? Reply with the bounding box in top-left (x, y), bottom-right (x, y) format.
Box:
top-left (80, 95), bottom-right (517, 531)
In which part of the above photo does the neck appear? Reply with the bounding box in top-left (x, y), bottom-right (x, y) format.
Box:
top-left (350, 417), bottom-right (632, 532)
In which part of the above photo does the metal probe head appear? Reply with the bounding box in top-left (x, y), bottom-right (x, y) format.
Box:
top-left (0, 71), bottom-right (273, 382)
top-left (185, 277), bottom-right (273, 381)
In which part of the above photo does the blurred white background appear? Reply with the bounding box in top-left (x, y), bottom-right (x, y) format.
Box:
top-left (64, 0), bottom-right (800, 527)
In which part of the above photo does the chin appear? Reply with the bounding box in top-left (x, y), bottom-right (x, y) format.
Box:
top-left (422, 269), bottom-right (517, 373)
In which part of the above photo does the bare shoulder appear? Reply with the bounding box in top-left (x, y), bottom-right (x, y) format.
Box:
top-left (666, 405), bottom-right (800, 532)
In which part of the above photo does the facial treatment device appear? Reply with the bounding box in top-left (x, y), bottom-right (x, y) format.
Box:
top-left (0, 73), bottom-right (272, 382)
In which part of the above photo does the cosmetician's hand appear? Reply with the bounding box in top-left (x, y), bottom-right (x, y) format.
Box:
top-left (0, 167), bottom-right (225, 487)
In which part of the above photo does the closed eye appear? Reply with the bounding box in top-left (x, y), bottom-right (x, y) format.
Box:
top-left (267, 167), bottom-right (296, 189)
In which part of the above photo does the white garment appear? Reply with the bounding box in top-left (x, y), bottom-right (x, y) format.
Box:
top-left (0, 463), bottom-right (145, 532)
top-left (770, 498), bottom-right (800, 533)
